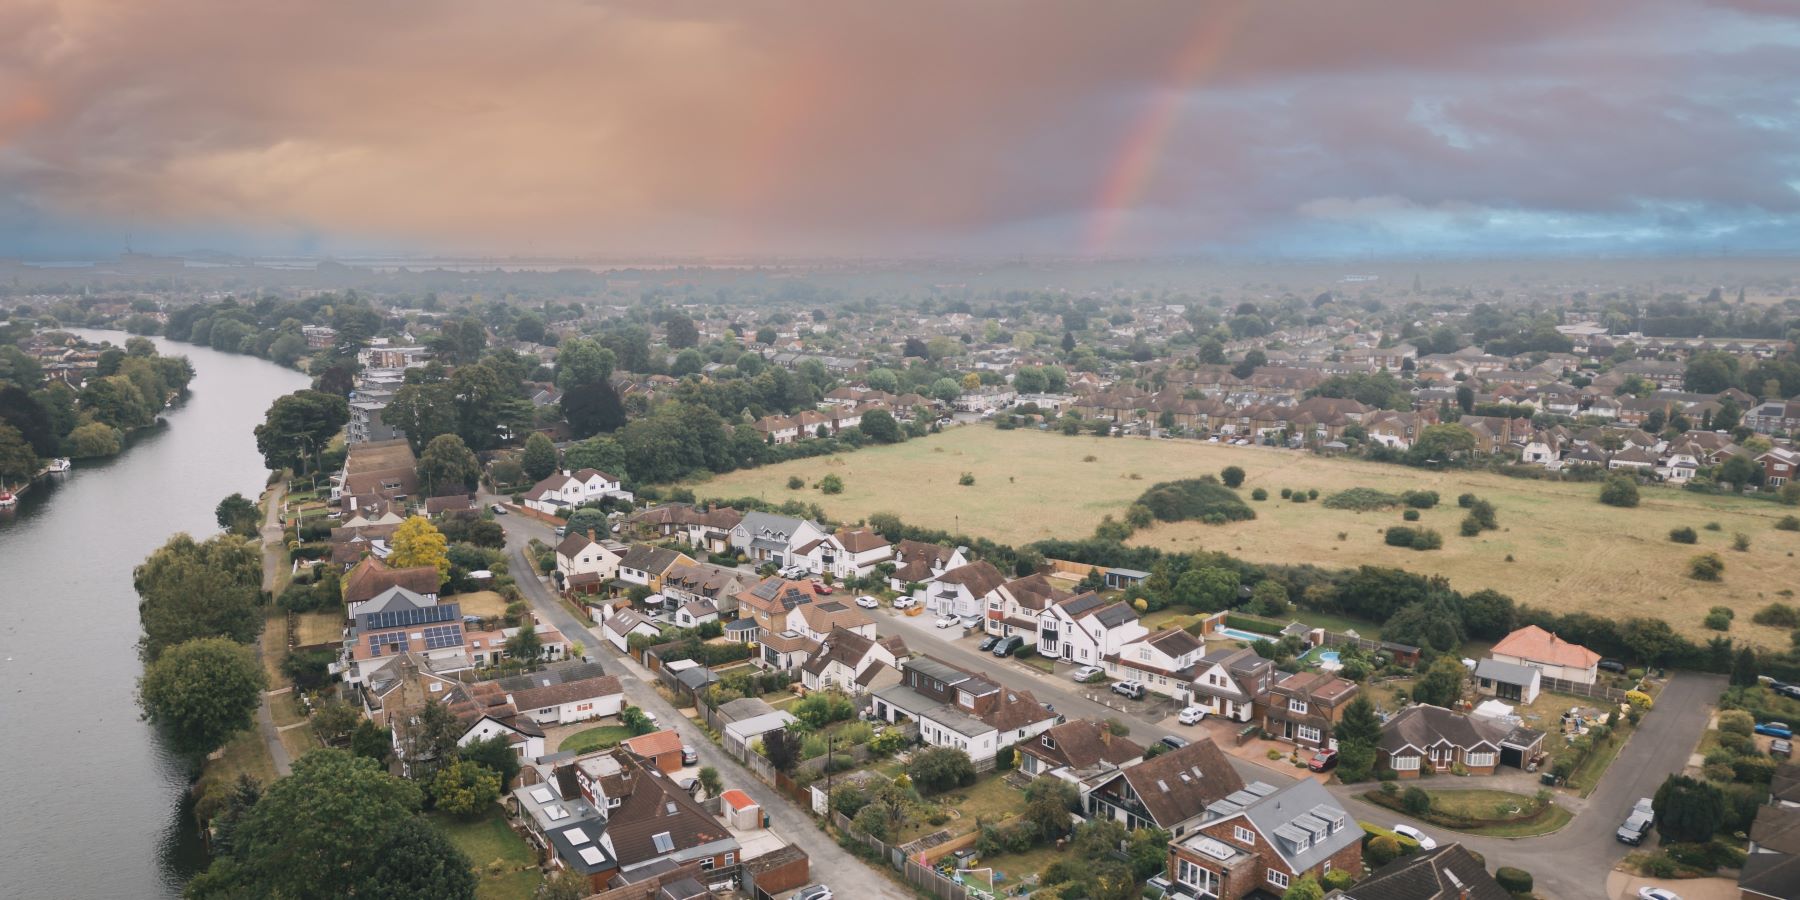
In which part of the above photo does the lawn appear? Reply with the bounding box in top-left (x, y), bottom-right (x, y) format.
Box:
top-left (1364, 788), bottom-right (1572, 837)
top-left (558, 724), bottom-right (634, 754)
top-left (195, 729), bottom-right (279, 803)
top-left (894, 774), bottom-right (1026, 844)
top-left (969, 844), bottom-right (1063, 891)
top-left (453, 590), bottom-right (512, 619)
top-left (687, 427), bottom-right (1800, 645)
top-left (293, 610), bottom-right (345, 647)
top-left (426, 808), bottom-right (541, 900)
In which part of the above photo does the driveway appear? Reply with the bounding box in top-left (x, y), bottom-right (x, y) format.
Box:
top-left (490, 506), bottom-right (909, 900)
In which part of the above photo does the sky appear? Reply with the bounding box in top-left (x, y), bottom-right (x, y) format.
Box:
top-left (2, 0), bottom-right (1799, 260)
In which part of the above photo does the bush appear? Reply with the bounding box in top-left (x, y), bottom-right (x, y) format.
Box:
top-left (1402, 509), bottom-right (1420, 521)
top-left (958, 472), bottom-right (975, 486)
top-left (1365, 835), bottom-right (1402, 866)
top-left (1281, 487), bottom-right (1293, 499)
top-left (1409, 529), bottom-right (1443, 551)
top-left (1135, 478), bottom-right (1255, 524)
top-left (1704, 606), bottom-right (1734, 631)
top-left (1600, 476), bottom-right (1640, 508)
top-left (1457, 492), bottom-right (1477, 508)
top-left (1385, 526), bottom-right (1418, 547)
top-left (1641, 854), bottom-right (1678, 878)
top-left (1221, 466), bottom-right (1245, 488)
top-left (906, 746), bottom-right (976, 794)
top-left (1292, 489), bottom-right (1311, 503)
top-left (1459, 515), bottom-right (1482, 537)
top-left (1402, 490), bottom-right (1440, 509)
top-left (1251, 488), bottom-right (1268, 501)
top-left (1494, 867), bottom-right (1533, 894)
top-left (1322, 488), bottom-right (1400, 511)
top-left (1670, 526), bottom-right (1698, 544)
top-left (1779, 516), bottom-right (1800, 532)
top-left (1733, 532), bottom-right (1752, 551)
top-left (819, 474), bottom-right (844, 494)
top-left (1689, 553), bottom-right (1725, 581)
top-left (1402, 786), bottom-right (1431, 815)
top-left (1719, 709), bottom-right (1755, 736)
top-left (787, 476), bottom-right (805, 490)
top-left (1308, 489), bottom-right (1319, 499)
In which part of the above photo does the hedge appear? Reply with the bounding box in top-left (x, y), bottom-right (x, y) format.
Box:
top-left (1224, 614), bottom-right (1284, 636)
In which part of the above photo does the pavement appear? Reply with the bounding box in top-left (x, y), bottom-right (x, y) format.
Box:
top-left (256, 482), bottom-right (294, 777)
top-left (488, 498), bottom-right (1727, 900)
top-left (490, 503), bottom-right (909, 900)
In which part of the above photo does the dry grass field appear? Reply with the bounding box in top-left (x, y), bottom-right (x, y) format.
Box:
top-left (451, 589), bottom-right (510, 618)
top-left (688, 426), bottom-right (1800, 645)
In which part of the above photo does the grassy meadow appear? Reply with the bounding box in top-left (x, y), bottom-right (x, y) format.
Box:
top-left (686, 426), bottom-right (1800, 645)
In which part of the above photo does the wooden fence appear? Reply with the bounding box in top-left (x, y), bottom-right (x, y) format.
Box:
top-left (1542, 675), bottom-right (1629, 703)
top-left (831, 812), bottom-right (976, 900)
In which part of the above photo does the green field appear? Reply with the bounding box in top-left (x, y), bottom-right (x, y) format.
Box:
top-left (688, 426), bottom-right (1800, 646)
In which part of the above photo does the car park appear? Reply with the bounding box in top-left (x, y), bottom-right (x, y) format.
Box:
top-left (1111, 680), bottom-right (1146, 700)
top-left (681, 744), bottom-right (699, 765)
top-left (1636, 888), bottom-right (1681, 900)
top-left (977, 635), bottom-right (1000, 652)
top-left (1071, 665), bottom-right (1104, 682)
top-left (934, 615), bottom-right (958, 628)
top-left (1308, 749), bottom-right (1338, 772)
top-left (1392, 824), bottom-right (1436, 851)
top-left (993, 635), bottom-right (1025, 657)
top-left (1755, 721), bottom-right (1794, 738)
top-left (1177, 706), bottom-right (1207, 725)
top-left (1159, 735), bottom-right (1189, 751)
top-left (1773, 739), bottom-right (1793, 758)
top-left (1616, 811), bottom-right (1653, 845)
top-left (855, 595), bottom-right (879, 609)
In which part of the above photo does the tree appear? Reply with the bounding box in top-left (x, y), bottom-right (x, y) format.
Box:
top-left (1684, 351), bottom-right (1742, 394)
top-left (561, 380), bottom-right (628, 438)
top-left (431, 758), bottom-right (502, 817)
top-left (555, 338), bottom-right (616, 388)
top-left (254, 390), bottom-right (349, 474)
top-left (1013, 367), bottom-right (1047, 394)
top-left (1599, 475), bottom-right (1640, 508)
top-left (0, 421), bottom-right (35, 482)
top-left (1221, 465), bottom-right (1246, 488)
top-left (505, 624), bottom-right (544, 662)
top-left (1249, 579), bottom-right (1289, 616)
top-left (388, 516), bottom-right (450, 579)
top-left (138, 637), bottom-right (267, 757)
top-left (860, 409), bottom-right (901, 443)
top-left (1654, 774), bottom-right (1725, 844)
top-left (521, 432), bottom-right (558, 481)
top-left (1231, 350), bottom-right (1266, 379)
top-left (362, 817), bottom-right (478, 900)
top-left (386, 381), bottom-right (458, 451)
top-left (930, 377), bottom-right (962, 403)
top-left (352, 719), bottom-right (394, 763)
top-left (1411, 656), bottom-right (1467, 708)
top-left (417, 434), bottom-right (481, 497)
top-left (215, 492), bottom-right (261, 538)
top-left (1281, 875), bottom-right (1325, 900)
top-left (135, 532), bottom-right (264, 660)
top-left (1407, 424), bottom-right (1476, 464)
top-left (763, 728), bottom-right (800, 774)
top-left (1336, 696), bottom-right (1382, 747)
top-left (1731, 646), bottom-right (1760, 687)
top-left (1384, 596), bottom-right (1465, 652)
top-left (1021, 777), bottom-right (1079, 840)
top-left (449, 363), bottom-right (508, 450)
top-left (697, 766), bottom-right (722, 800)
top-left (664, 315), bottom-right (700, 349)
top-left (66, 421), bottom-right (123, 458)
top-left (1719, 454), bottom-right (1761, 491)
top-left (191, 750), bottom-right (423, 899)
top-left (460, 733), bottom-right (522, 788)
top-left (907, 746), bottom-right (976, 794)
top-left (1061, 331), bottom-right (1076, 353)
top-left (1173, 567), bottom-right (1239, 611)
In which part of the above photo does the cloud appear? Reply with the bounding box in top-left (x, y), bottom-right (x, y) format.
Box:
top-left (1, 0), bottom-right (1796, 257)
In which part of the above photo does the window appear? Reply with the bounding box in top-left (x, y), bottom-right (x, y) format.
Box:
top-left (1266, 869), bottom-right (1289, 889)
top-left (1233, 826), bottom-right (1256, 846)
top-left (1287, 698), bottom-right (1308, 714)
top-left (1139, 647), bottom-right (1152, 661)
top-left (1297, 725), bottom-right (1322, 744)
top-left (725, 853), bottom-right (735, 866)
top-left (1391, 755), bottom-right (1420, 771)
top-left (700, 858), bottom-right (715, 871)
top-left (1466, 751), bottom-right (1496, 768)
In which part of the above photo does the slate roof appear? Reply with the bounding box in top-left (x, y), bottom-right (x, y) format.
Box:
top-left (1215, 778), bottom-right (1361, 875)
top-left (1056, 591), bottom-right (1106, 618)
top-left (934, 561), bottom-right (1007, 599)
top-left (600, 751), bottom-right (737, 869)
top-left (1092, 602), bottom-right (1141, 629)
top-left (1752, 803), bottom-right (1800, 855)
top-left (1020, 719), bottom-right (1144, 771)
top-left (1771, 761), bottom-right (1800, 806)
top-left (1146, 627), bottom-right (1203, 657)
top-left (1342, 843), bottom-right (1510, 900)
top-left (1473, 657), bottom-right (1537, 685)
top-left (620, 544), bottom-right (686, 575)
top-left (1103, 738), bottom-right (1244, 829)
top-left (1379, 704), bottom-right (1519, 754)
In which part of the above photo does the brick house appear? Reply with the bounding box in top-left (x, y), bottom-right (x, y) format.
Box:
top-left (1262, 672), bottom-right (1358, 749)
top-left (1377, 704), bottom-right (1545, 778)
top-left (1087, 738), bottom-right (1244, 836)
top-left (1167, 778), bottom-right (1362, 900)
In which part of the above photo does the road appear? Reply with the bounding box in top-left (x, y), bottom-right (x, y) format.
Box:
top-left (489, 505), bottom-right (910, 900)
top-left (488, 501), bottom-right (1723, 900)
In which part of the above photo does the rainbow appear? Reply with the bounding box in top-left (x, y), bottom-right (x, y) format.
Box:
top-left (1082, 6), bottom-right (1251, 256)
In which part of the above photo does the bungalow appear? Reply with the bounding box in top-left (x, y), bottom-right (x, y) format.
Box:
top-left (1166, 779), bottom-right (1363, 900)
top-left (1378, 704), bottom-right (1544, 778)
top-left (1016, 719), bottom-right (1144, 796)
top-left (1037, 592), bottom-right (1148, 666)
top-left (917, 560), bottom-right (1008, 618)
top-left (672, 599), bottom-right (718, 629)
top-left (1740, 797), bottom-right (1800, 900)
top-left (601, 608), bottom-right (662, 654)
top-left (342, 555), bottom-right (441, 611)
top-left (621, 729), bottom-right (687, 774)
top-left (799, 627), bottom-right (908, 694)
top-left (1488, 625), bottom-right (1601, 686)
top-left (1263, 672), bottom-right (1358, 749)
top-left (757, 631), bottom-right (822, 671)
top-left (495, 663), bottom-right (625, 725)
top-left (1104, 628), bottom-right (1207, 700)
top-left (868, 656), bottom-right (1057, 764)
top-left (730, 512), bottom-right (827, 567)
top-left (1473, 657), bottom-right (1541, 704)
top-left (1187, 646), bottom-right (1275, 723)
top-left (1087, 738), bottom-right (1245, 836)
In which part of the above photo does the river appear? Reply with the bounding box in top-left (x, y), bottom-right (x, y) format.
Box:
top-left (0, 331), bottom-right (309, 898)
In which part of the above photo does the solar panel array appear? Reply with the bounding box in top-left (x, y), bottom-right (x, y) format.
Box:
top-left (363, 602), bottom-right (460, 630)
top-left (367, 632), bottom-right (408, 656)
top-left (422, 624), bottom-right (463, 650)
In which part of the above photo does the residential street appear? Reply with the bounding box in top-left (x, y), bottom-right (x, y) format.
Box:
top-left (489, 501), bottom-right (1725, 900)
top-left (490, 507), bottom-right (911, 900)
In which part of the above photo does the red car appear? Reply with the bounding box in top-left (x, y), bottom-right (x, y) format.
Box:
top-left (810, 580), bottom-right (834, 595)
top-left (1307, 749), bottom-right (1338, 772)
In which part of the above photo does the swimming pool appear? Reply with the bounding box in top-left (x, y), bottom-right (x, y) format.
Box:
top-left (1218, 626), bottom-right (1275, 642)
top-left (1317, 650), bottom-right (1341, 664)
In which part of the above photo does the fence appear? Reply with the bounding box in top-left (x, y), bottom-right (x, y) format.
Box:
top-left (1542, 675), bottom-right (1629, 703)
top-left (830, 812), bottom-right (975, 900)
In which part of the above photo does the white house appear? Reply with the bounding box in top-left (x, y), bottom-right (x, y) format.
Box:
top-left (1488, 625), bottom-right (1601, 685)
top-left (983, 572), bottom-right (1069, 639)
top-left (498, 665), bottom-right (626, 725)
top-left (459, 714), bottom-right (546, 760)
top-left (916, 560), bottom-right (1007, 618)
top-left (555, 533), bottom-right (626, 593)
top-left (799, 627), bottom-right (908, 694)
top-left (523, 468), bottom-right (633, 515)
top-left (869, 656), bottom-right (1056, 764)
top-left (600, 607), bottom-right (662, 653)
top-left (888, 540), bottom-right (968, 591)
top-left (730, 511), bottom-right (828, 567)
top-left (1186, 647), bottom-right (1274, 723)
top-left (1104, 628), bottom-right (1207, 700)
top-left (673, 599), bottom-right (719, 629)
top-left (1037, 593), bottom-right (1147, 666)
top-left (796, 526), bottom-right (893, 580)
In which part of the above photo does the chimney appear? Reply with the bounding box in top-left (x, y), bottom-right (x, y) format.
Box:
top-left (1100, 724), bottom-right (1112, 745)
top-left (589, 529), bottom-right (597, 542)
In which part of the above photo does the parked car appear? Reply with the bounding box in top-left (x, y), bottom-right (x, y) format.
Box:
top-left (1157, 734), bottom-right (1189, 751)
top-left (490, 503), bottom-right (508, 514)
top-left (796, 885), bottom-right (833, 900)
top-left (1177, 706), bottom-right (1207, 725)
top-left (1756, 721), bottom-right (1794, 738)
top-left (811, 580), bottom-right (834, 595)
top-left (1072, 665), bottom-right (1104, 682)
top-left (993, 635), bottom-right (1025, 657)
top-left (555, 525), bottom-right (566, 537)
top-left (1633, 797), bottom-right (1656, 825)
top-left (1392, 824), bottom-right (1436, 851)
top-left (959, 615), bottom-right (983, 630)
top-left (681, 744), bottom-right (699, 765)
top-left (642, 710), bottom-right (659, 729)
top-left (1636, 888), bottom-right (1681, 900)
top-left (1308, 749), bottom-right (1339, 772)
top-left (934, 615), bottom-right (958, 628)
top-left (1773, 739), bottom-right (1793, 759)
top-left (1111, 680), bottom-right (1146, 700)
top-left (1779, 685), bottom-right (1800, 701)
top-left (1616, 812), bottom-right (1653, 845)
top-left (1598, 658), bottom-right (1627, 674)
top-left (855, 595), bottom-right (879, 609)
top-left (892, 596), bottom-right (917, 610)
top-left (977, 635), bottom-right (1000, 652)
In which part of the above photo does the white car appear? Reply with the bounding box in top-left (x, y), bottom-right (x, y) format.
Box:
top-left (935, 615), bottom-right (958, 628)
top-left (1177, 706), bottom-right (1207, 725)
top-left (1636, 888), bottom-right (1681, 900)
top-left (893, 596), bottom-right (917, 610)
top-left (855, 595), bottom-right (879, 609)
top-left (796, 886), bottom-right (833, 900)
top-left (1391, 824), bottom-right (1436, 850)
top-left (1071, 665), bottom-right (1104, 682)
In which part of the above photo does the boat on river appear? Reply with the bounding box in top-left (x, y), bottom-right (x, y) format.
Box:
top-left (46, 458), bottom-right (71, 473)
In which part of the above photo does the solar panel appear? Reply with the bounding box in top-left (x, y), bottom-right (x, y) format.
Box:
top-left (422, 624), bottom-right (463, 650)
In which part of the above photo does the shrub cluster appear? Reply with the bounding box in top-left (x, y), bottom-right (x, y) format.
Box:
top-left (1136, 477), bottom-right (1256, 524)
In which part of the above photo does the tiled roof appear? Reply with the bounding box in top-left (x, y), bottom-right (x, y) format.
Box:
top-left (1108, 739), bottom-right (1244, 828)
top-left (1490, 625), bottom-right (1601, 669)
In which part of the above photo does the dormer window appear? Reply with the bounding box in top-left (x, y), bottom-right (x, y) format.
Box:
top-left (1288, 698), bottom-right (1308, 714)
top-left (1041, 736), bottom-right (1057, 750)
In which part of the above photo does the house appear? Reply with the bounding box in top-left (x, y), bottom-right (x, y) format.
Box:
top-left (338, 587), bottom-right (467, 685)
top-left (1037, 593), bottom-right (1148, 666)
top-left (495, 663), bottom-right (624, 725)
top-left (888, 540), bottom-right (968, 590)
top-left (1166, 778), bottom-right (1363, 900)
top-left (1741, 802), bottom-right (1800, 900)
top-left (631, 503), bottom-right (743, 554)
top-left (1760, 447), bottom-right (1800, 487)
top-left (916, 560), bottom-right (1008, 618)
top-left (799, 627), bottom-right (909, 694)
top-left (673, 599), bottom-right (718, 629)
top-left (1104, 628), bottom-right (1207, 699)
top-left (560, 749), bottom-right (741, 891)
top-left (1187, 646), bottom-right (1275, 723)
top-left (621, 728), bottom-right (687, 774)
top-left (756, 631), bottom-right (822, 671)
top-left (1772, 760), bottom-right (1800, 807)
top-left (1473, 657), bottom-right (1541, 704)
top-left (522, 468), bottom-right (634, 515)
top-left (617, 544), bottom-right (697, 594)
top-left (333, 439), bottom-right (419, 506)
top-left (1378, 704), bottom-right (1544, 778)
top-left (737, 577), bottom-right (819, 635)
top-left (1088, 738), bottom-right (1245, 836)
top-left (1016, 719), bottom-right (1144, 795)
top-left (730, 512), bottom-right (827, 567)
top-left (795, 526), bottom-right (893, 580)
top-left (1263, 672), bottom-right (1359, 749)
top-left (556, 532), bottom-right (626, 595)
top-left (868, 656), bottom-right (1057, 764)
top-left (342, 555), bottom-right (441, 610)
top-left (792, 599), bottom-right (875, 642)
top-left (1488, 625), bottom-right (1601, 685)
top-left (984, 572), bottom-right (1070, 639)
top-left (1323, 842), bottom-right (1506, 900)
top-left (660, 562), bottom-right (757, 619)
top-left (601, 608), bottom-right (662, 654)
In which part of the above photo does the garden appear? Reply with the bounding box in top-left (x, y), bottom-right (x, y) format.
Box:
top-left (1360, 786), bottom-right (1572, 838)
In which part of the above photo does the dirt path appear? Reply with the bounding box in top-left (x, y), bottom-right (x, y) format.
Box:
top-left (255, 482), bottom-right (293, 777)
